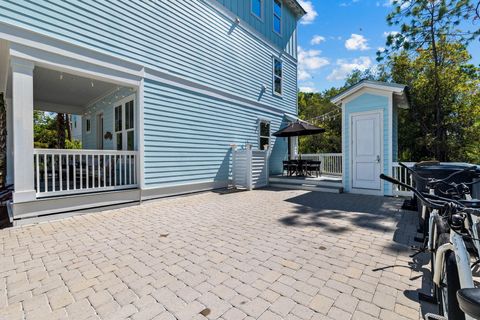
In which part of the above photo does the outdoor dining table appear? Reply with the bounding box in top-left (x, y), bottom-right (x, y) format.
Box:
top-left (284, 159), bottom-right (320, 177)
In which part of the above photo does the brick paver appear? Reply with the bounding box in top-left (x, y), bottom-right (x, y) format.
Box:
top-left (0, 189), bottom-right (430, 319)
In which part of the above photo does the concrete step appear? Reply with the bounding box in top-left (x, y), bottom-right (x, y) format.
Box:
top-left (269, 176), bottom-right (342, 187)
top-left (269, 182), bottom-right (343, 193)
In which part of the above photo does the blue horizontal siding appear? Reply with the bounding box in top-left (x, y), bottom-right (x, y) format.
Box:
top-left (0, 0), bottom-right (297, 114)
top-left (143, 79), bottom-right (287, 187)
top-left (343, 93), bottom-right (391, 195)
top-left (215, 0), bottom-right (298, 58)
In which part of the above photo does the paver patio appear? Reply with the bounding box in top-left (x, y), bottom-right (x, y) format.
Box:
top-left (0, 189), bottom-right (434, 320)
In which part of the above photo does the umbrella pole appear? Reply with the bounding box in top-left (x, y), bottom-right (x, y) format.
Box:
top-left (287, 137), bottom-right (291, 160)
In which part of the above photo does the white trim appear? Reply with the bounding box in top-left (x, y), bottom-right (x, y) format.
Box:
top-left (331, 82), bottom-right (406, 105)
top-left (250, 0), bottom-right (264, 21)
top-left (34, 100), bottom-right (84, 115)
top-left (387, 92), bottom-right (393, 196)
top-left (273, 0), bottom-right (283, 36)
top-left (348, 109), bottom-right (384, 196)
top-left (272, 56), bottom-right (283, 97)
top-left (137, 77), bottom-right (145, 189)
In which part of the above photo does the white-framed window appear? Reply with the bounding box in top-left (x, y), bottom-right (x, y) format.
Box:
top-left (251, 0), bottom-right (263, 19)
top-left (114, 98), bottom-right (135, 151)
top-left (85, 117), bottom-right (91, 133)
top-left (273, 57), bottom-right (283, 96)
top-left (258, 120), bottom-right (271, 150)
top-left (273, 0), bottom-right (282, 35)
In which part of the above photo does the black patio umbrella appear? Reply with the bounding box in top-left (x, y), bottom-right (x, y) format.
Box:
top-left (272, 121), bottom-right (325, 137)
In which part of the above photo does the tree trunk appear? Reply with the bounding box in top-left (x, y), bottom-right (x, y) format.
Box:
top-left (56, 113), bottom-right (66, 149)
top-left (429, 3), bottom-right (446, 161)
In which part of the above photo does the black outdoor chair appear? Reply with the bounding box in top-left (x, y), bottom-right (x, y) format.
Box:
top-left (282, 160), bottom-right (297, 176)
top-left (305, 160), bottom-right (321, 177)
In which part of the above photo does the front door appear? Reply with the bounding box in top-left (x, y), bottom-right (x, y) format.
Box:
top-left (351, 111), bottom-right (382, 190)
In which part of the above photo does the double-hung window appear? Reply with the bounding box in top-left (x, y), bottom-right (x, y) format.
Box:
top-left (259, 121), bottom-right (271, 150)
top-left (251, 0), bottom-right (262, 19)
top-left (273, 0), bottom-right (282, 34)
top-left (273, 58), bottom-right (282, 96)
top-left (114, 99), bottom-right (135, 151)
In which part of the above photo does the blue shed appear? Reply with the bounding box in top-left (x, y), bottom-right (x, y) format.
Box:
top-left (331, 80), bottom-right (409, 196)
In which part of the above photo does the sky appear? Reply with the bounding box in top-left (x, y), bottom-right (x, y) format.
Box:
top-left (295, 0), bottom-right (480, 93)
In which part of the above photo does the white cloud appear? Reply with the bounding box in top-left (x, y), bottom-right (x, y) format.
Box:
top-left (380, 0), bottom-right (410, 8)
top-left (299, 86), bottom-right (317, 93)
top-left (327, 56), bottom-right (372, 81)
top-left (298, 1), bottom-right (318, 25)
top-left (383, 31), bottom-right (400, 37)
top-left (310, 35), bottom-right (326, 45)
top-left (297, 46), bottom-right (330, 81)
top-left (345, 34), bottom-right (370, 51)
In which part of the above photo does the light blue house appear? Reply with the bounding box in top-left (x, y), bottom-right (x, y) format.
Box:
top-left (331, 80), bottom-right (410, 196)
top-left (0, 0), bottom-right (305, 221)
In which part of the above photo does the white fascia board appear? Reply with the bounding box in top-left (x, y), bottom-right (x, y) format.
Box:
top-left (331, 82), bottom-right (405, 105)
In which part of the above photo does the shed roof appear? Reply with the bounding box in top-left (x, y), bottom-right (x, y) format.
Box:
top-left (330, 80), bottom-right (409, 109)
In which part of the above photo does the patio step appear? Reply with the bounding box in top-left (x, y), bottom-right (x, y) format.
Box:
top-left (269, 181), bottom-right (343, 193)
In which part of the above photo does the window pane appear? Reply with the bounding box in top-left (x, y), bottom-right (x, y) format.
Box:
top-left (127, 131), bottom-right (134, 150)
top-left (260, 137), bottom-right (269, 150)
top-left (274, 0), bottom-right (282, 17)
top-left (125, 101), bottom-right (134, 130)
top-left (274, 16), bottom-right (281, 34)
top-left (274, 59), bottom-right (282, 77)
top-left (86, 119), bottom-right (91, 132)
top-left (260, 122), bottom-right (270, 137)
top-left (252, 0), bottom-right (261, 18)
top-left (116, 133), bottom-right (123, 150)
top-left (274, 77), bottom-right (282, 94)
top-left (115, 106), bottom-right (122, 132)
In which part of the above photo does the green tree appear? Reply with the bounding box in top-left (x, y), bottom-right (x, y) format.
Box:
top-left (389, 43), bottom-right (480, 163)
top-left (381, 0), bottom-right (480, 160)
top-left (34, 111), bottom-right (81, 149)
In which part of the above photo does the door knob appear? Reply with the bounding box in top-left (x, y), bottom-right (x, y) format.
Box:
top-left (376, 155), bottom-right (381, 163)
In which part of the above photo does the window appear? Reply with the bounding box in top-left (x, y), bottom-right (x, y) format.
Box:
top-left (114, 99), bottom-right (135, 151)
top-left (259, 121), bottom-right (270, 150)
top-left (251, 0), bottom-right (262, 19)
top-left (273, 0), bottom-right (282, 34)
top-left (85, 117), bottom-right (91, 133)
top-left (273, 58), bottom-right (282, 95)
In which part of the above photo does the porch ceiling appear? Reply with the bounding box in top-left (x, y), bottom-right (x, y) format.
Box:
top-left (7, 66), bottom-right (118, 114)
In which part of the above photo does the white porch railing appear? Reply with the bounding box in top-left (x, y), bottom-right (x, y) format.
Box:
top-left (33, 149), bottom-right (138, 197)
top-left (232, 145), bottom-right (269, 190)
top-left (300, 153), bottom-right (343, 176)
top-left (392, 162), bottom-right (415, 197)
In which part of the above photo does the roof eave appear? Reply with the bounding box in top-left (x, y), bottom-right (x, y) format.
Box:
top-left (284, 0), bottom-right (307, 19)
top-left (331, 81), bottom-right (407, 105)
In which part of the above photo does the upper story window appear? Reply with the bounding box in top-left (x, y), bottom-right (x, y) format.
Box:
top-left (273, 0), bottom-right (282, 34)
top-left (273, 58), bottom-right (282, 96)
top-left (259, 121), bottom-right (270, 150)
top-left (251, 0), bottom-right (262, 19)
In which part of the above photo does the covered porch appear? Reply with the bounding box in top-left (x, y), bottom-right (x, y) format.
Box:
top-left (0, 40), bottom-right (143, 220)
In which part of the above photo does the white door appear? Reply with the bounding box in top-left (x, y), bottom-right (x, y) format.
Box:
top-left (351, 112), bottom-right (382, 190)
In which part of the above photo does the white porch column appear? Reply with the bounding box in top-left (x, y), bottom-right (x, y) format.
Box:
top-left (10, 57), bottom-right (36, 203)
top-left (5, 97), bottom-right (13, 185)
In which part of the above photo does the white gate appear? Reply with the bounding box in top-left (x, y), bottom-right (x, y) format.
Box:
top-left (232, 145), bottom-right (269, 190)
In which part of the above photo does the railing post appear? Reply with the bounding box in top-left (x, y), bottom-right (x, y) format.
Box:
top-left (246, 144), bottom-right (252, 191)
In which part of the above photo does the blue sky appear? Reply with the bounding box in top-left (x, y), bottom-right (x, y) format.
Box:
top-left (296, 0), bottom-right (480, 93)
